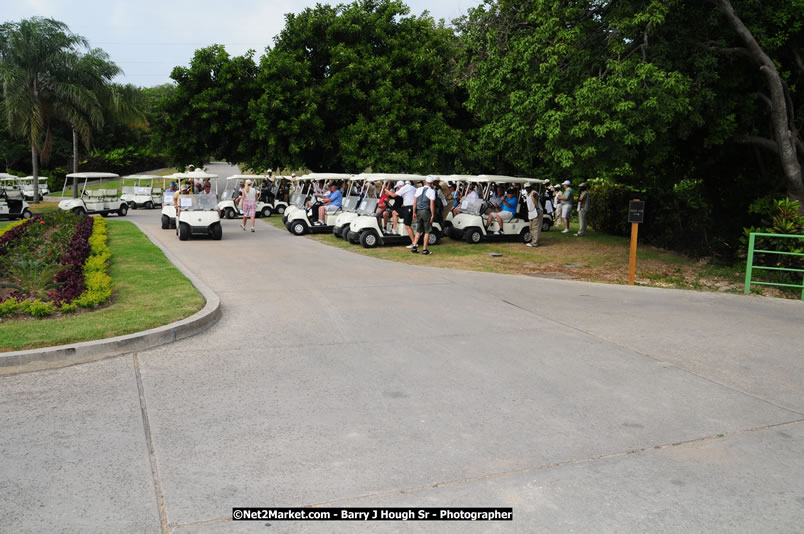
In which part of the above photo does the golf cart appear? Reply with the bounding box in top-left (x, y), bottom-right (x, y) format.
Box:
top-left (285, 173), bottom-right (353, 236)
top-left (57, 172), bottom-right (128, 216)
top-left (331, 176), bottom-right (378, 239)
top-left (449, 175), bottom-right (547, 244)
top-left (282, 175), bottom-right (314, 225)
top-left (218, 175), bottom-right (287, 219)
top-left (345, 174), bottom-right (444, 248)
top-left (175, 176), bottom-right (222, 240)
top-left (160, 173), bottom-right (185, 229)
top-left (0, 174), bottom-right (32, 220)
top-left (17, 176), bottom-right (50, 199)
top-left (121, 175), bottom-right (162, 209)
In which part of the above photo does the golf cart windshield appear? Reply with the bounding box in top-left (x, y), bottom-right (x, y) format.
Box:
top-left (461, 198), bottom-right (484, 216)
top-left (342, 196), bottom-right (360, 212)
top-left (178, 194), bottom-right (218, 211)
top-left (163, 192), bottom-right (175, 206)
top-left (357, 197), bottom-right (378, 215)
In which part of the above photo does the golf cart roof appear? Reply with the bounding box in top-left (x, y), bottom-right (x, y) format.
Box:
top-left (123, 175), bottom-right (160, 180)
top-left (18, 176), bottom-right (49, 181)
top-left (356, 173), bottom-right (424, 183)
top-left (66, 172), bottom-right (120, 179)
top-left (183, 169), bottom-right (219, 179)
top-left (302, 173), bottom-right (353, 182)
top-left (478, 175), bottom-right (548, 185)
top-left (227, 175), bottom-right (272, 180)
top-left (0, 173), bottom-right (16, 179)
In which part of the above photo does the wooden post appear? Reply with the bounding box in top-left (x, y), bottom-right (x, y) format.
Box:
top-left (628, 222), bottom-right (639, 285)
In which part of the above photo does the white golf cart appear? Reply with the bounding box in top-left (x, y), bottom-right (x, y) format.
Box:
top-left (285, 173), bottom-right (353, 236)
top-left (0, 173), bottom-right (32, 220)
top-left (175, 178), bottom-right (222, 241)
top-left (281, 175), bottom-right (314, 226)
top-left (331, 176), bottom-right (378, 239)
top-left (17, 176), bottom-right (50, 200)
top-left (57, 172), bottom-right (128, 217)
top-left (121, 175), bottom-right (163, 209)
top-left (345, 174), bottom-right (444, 248)
top-left (160, 173), bottom-right (185, 229)
top-left (217, 175), bottom-right (287, 219)
top-left (449, 175), bottom-right (547, 244)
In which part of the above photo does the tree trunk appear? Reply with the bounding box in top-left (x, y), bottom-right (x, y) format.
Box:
top-left (72, 128), bottom-right (79, 198)
top-left (31, 145), bottom-right (40, 204)
top-left (715, 0), bottom-right (804, 213)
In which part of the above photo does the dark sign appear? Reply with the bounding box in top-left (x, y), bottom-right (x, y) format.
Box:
top-left (628, 200), bottom-right (645, 224)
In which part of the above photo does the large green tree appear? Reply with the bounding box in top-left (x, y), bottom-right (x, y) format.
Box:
top-left (457, 0), bottom-right (804, 207)
top-left (153, 45), bottom-right (259, 167)
top-left (248, 0), bottom-right (471, 173)
top-left (0, 17), bottom-right (98, 202)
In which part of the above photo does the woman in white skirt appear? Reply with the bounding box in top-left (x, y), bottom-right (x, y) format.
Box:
top-left (240, 179), bottom-right (259, 232)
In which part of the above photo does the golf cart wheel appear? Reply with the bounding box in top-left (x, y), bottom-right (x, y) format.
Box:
top-left (161, 215), bottom-right (170, 229)
top-left (178, 223), bottom-right (190, 241)
top-left (261, 206), bottom-right (272, 218)
top-left (118, 204), bottom-right (128, 216)
top-left (428, 231), bottom-right (440, 246)
top-left (541, 219), bottom-right (551, 232)
top-left (210, 222), bottom-right (223, 240)
top-left (225, 208), bottom-right (235, 219)
top-left (72, 207), bottom-right (86, 216)
top-left (464, 227), bottom-right (483, 244)
top-left (290, 221), bottom-right (307, 236)
top-left (128, 201), bottom-right (136, 209)
top-left (22, 209), bottom-right (33, 219)
top-left (145, 201), bottom-right (153, 210)
top-left (277, 205), bottom-right (285, 214)
top-left (521, 228), bottom-right (532, 243)
top-left (360, 230), bottom-right (379, 248)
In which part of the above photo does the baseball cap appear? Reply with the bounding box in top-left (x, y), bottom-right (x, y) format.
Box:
top-left (563, 180), bottom-right (571, 186)
top-left (395, 180), bottom-right (404, 188)
top-left (426, 176), bottom-right (434, 183)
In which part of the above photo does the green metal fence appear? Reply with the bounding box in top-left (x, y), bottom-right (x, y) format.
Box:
top-left (744, 232), bottom-right (804, 300)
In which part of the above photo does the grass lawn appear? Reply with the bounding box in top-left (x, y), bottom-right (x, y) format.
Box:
top-left (0, 219), bottom-right (205, 352)
top-left (265, 216), bottom-right (770, 295)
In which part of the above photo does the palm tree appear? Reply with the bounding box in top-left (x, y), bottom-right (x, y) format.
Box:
top-left (0, 17), bottom-right (98, 202)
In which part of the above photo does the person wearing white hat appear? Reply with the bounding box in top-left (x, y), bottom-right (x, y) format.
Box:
top-left (410, 176), bottom-right (436, 254)
top-left (240, 179), bottom-right (260, 232)
top-left (558, 180), bottom-right (573, 233)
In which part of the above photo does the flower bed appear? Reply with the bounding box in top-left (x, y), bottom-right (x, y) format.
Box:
top-left (0, 212), bottom-right (112, 319)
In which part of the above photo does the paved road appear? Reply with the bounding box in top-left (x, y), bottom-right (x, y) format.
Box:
top-left (2, 163), bottom-right (803, 533)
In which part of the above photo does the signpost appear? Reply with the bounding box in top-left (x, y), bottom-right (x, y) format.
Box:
top-left (627, 200), bottom-right (645, 285)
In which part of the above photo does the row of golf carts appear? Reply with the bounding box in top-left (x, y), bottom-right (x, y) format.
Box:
top-left (281, 173), bottom-right (553, 248)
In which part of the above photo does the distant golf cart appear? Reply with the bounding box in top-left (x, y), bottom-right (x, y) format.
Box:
top-left (449, 175), bottom-right (547, 244)
top-left (282, 175), bottom-right (314, 225)
top-left (217, 175), bottom-right (288, 219)
top-left (331, 176), bottom-right (377, 239)
top-left (17, 176), bottom-right (49, 200)
top-left (285, 173), bottom-right (353, 236)
top-left (121, 175), bottom-right (163, 209)
top-left (57, 172), bottom-right (128, 217)
top-left (346, 174), bottom-right (444, 248)
top-left (0, 173), bottom-right (32, 220)
top-left (175, 171), bottom-right (222, 240)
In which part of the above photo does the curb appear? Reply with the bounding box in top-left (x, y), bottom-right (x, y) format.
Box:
top-left (0, 221), bottom-right (221, 375)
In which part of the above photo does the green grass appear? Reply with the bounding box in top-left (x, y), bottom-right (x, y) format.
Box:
top-left (0, 220), bottom-right (205, 351)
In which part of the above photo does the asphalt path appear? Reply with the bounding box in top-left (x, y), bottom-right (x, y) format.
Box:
top-left (2, 162), bottom-right (803, 533)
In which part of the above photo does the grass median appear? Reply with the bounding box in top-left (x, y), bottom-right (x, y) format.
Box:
top-left (265, 216), bottom-right (755, 294)
top-left (0, 219), bottom-right (205, 352)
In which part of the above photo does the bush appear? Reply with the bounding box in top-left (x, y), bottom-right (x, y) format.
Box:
top-left (73, 217), bottom-right (112, 309)
top-left (587, 181), bottom-right (638, 237)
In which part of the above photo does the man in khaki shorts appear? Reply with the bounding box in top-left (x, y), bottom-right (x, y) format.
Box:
top-left (525, 184), bottom-right (543, 247)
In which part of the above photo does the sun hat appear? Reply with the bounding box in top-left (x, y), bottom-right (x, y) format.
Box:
top-left (562, 180), bottom-right (571, 186)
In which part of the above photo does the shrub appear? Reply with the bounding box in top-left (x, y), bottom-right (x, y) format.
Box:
top-left (0, 298), bottom-right (19, 317)
top-left (73, 216), bottom-right (112, 309)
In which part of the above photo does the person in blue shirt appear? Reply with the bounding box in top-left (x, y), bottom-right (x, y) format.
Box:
top-left (486, 188), bottom-right (517, 235)
top-left (314, 182), bottom-right (343, 225)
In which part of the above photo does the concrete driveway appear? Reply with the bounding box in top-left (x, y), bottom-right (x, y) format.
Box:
top-left (2, 163), bottom-right (802, 533)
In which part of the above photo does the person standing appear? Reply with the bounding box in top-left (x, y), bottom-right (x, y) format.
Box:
top-left (525, 184), bottom-right (543, 247)
top-left (558, 180), bottom-right (573, 233)
top-left (576, 183), bottom-right (590, 236)
top-left (240, 179), bottom-right (259, 232)
top-left (411, 177), bottom-right (436, 255)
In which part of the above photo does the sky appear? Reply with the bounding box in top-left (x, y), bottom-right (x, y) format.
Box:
top-left (3, 0), bottom-right (483, 87)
